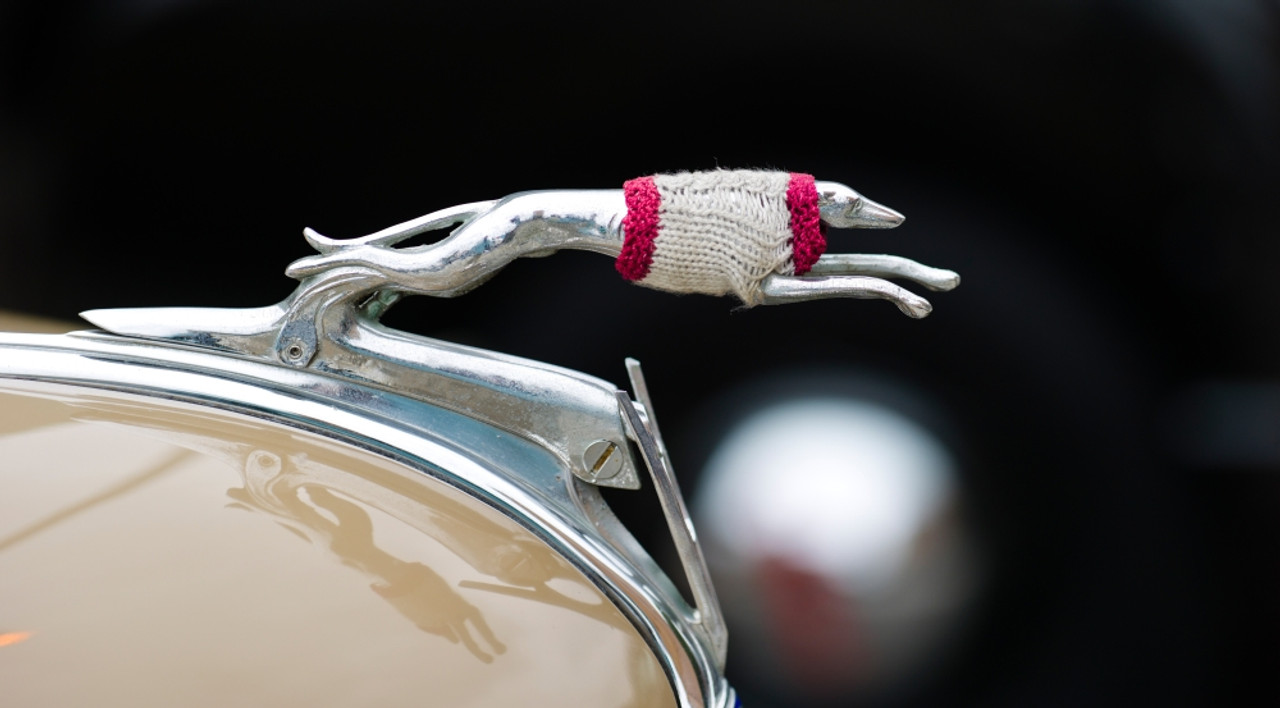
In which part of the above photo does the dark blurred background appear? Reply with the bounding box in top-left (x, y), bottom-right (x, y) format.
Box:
top-left (1, 1), bottom-right (1278, 705)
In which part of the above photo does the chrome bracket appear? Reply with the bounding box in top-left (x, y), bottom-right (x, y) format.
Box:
top-left (616, 358), bottom-right (728, 670)
top-left (81, 285), bottom-right (643, 492)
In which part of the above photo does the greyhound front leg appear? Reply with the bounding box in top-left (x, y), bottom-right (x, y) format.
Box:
top-left (758, 273), bottom-right (934, 318)
top-left (806, 254), bottom-right (961, 292)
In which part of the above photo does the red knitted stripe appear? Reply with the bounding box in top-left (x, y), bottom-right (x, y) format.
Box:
top-left (616, 175), bottom-right (661, 281)
top-left (786, 172), bottom-right (826, 275)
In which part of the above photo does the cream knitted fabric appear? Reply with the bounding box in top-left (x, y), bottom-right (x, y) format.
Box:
top-left (641, 170), bottom-right (796, 304)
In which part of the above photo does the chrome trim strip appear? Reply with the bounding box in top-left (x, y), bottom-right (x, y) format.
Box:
top-left (617, 363), bottom-right (727, 670)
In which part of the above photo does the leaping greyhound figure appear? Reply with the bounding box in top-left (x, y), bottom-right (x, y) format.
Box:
top-left (288, 170), bottom-right (958, 317)
top-left (83, 170), bottom-right (958, 370)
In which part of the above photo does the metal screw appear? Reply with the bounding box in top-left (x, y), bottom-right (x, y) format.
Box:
top-left (280, 337), bottom-right (310, 365)
top-left (582, 439), bottom-right (623, 481)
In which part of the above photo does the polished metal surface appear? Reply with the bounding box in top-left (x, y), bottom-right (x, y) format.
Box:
top-left (0, 332), bottom-right (735, 708)
top-left (814, 181), bottom-right (906, 229)
top-left (762, 246), bottom-right (960, 317)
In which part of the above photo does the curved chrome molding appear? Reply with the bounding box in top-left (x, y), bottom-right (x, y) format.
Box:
top-left (0, 331), bottom-right (733, 708)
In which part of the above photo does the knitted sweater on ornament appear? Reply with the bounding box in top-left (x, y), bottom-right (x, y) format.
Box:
top-left (615, 170), bottom-right (827, 305)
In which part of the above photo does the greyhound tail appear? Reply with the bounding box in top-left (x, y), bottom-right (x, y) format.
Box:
top-left (302, 226), bottom-right (346, 255)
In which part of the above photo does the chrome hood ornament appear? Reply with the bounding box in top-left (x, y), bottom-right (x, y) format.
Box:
top-left (83, 170), bottom-right (957, 493)
top-left (76, 168), bottom-right (958, 679)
